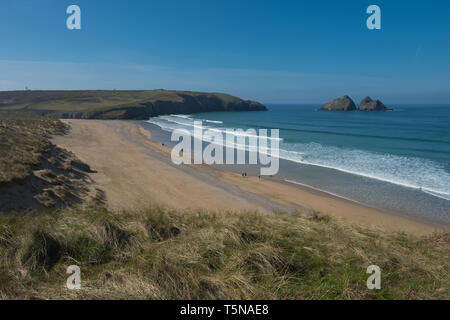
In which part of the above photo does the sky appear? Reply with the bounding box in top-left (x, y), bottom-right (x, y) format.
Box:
top-left (1, 0), bottom-right (450, 104)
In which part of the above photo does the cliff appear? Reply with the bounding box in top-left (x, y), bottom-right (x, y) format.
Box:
top-left (0, 90), bottom-right (267, 120)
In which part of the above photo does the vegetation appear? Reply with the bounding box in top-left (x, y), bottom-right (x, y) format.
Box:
top-left (0, 90), bottom-right (266, 119)
top-left (0, 206), bottom-right (448, 300)
top-left (0, 111), bottom-right (95, 212)
top-left (0, 111), bottom-right (67, 183)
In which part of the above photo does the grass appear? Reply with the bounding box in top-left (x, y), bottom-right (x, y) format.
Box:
top-left (0, 111), bottom-right (95, 212)
top-left (0, 111), bottom-right (67, 183)
top-left (1, 90), bottom-right (177, 112)
top-left (0, 206), bottom-right (448, 300)
top-left (0, 90), bottom-right (266, 119)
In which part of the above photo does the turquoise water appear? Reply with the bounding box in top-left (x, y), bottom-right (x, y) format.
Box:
top-left (146, 104), bottom-right (450, 225)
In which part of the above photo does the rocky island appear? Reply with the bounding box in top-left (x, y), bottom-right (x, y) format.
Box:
top-left (358, 96), bottom-right (391, 111)
top-left (320, 95), bottom-right (357, 111)
top-left (321, 95), bottom-right (392, 112)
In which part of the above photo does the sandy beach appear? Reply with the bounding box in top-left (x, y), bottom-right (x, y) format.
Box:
top-left (52, 119), bottom-right (443, 235)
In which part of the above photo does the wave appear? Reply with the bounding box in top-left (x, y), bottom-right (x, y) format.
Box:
top-left (279, 143), bottom-right (450, 202)
top-left (422, 190), bottom-right (450, 202)
top-left (171, 114), bottom-right (192, 119)
top-left (164, 114), bottom-right (223, 124)
top-left (147, 116), bottom-right (200, 131)
top-left (284, 179), bottom-right (365, 205)
top-left (279, 127), bottom-right (450, 144)
top-left (148, 115), bottom-right (283, 142)
top-left (147, 115), bottom-right (450, 201)
top-left (207, 127), bottom-right (284, 142)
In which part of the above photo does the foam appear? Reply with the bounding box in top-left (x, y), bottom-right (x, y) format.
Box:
top-left (147, 115), bottom-right (450, 202)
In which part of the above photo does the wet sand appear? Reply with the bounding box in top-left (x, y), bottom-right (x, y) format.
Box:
top-left (52, 120), bottom-right (444, 234)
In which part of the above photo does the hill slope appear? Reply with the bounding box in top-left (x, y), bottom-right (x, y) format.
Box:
top-left (0, 90), bottom-right (267, 119)
top-left (0, 207), bottom-right (448, 299)
top-left (0, 111), bottom-right (98, 213)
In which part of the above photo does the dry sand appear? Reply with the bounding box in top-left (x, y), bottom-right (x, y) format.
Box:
top-left (52, 119), bottom-right (443, 235)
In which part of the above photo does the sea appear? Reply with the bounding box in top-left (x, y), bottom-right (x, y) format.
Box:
top-left (144, 104), bottom-right (450, 226)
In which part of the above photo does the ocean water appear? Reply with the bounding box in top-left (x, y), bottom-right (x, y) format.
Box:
top-left (145, 104), bottom-right (450, 226)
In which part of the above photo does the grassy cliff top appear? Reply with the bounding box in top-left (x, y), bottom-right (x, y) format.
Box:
top-left (0, 90), bottom-right (266, 119)
top-left (0, 90), bottom-right (247, 111)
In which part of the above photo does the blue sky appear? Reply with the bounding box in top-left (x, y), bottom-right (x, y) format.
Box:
top-left (1, 0), bottom-right (450, 103)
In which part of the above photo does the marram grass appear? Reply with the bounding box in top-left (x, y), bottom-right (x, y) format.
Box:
top-left (0, 206), bottom-right (448, 300)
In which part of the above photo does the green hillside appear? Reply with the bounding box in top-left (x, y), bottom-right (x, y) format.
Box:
top-left (0, 90), bottom-right (267, 119)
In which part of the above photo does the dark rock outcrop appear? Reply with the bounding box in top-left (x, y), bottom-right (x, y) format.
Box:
top-left (359, 96), bottom-right (373, 108)
top-left (358, 96), bottom-right (389, 111)
top-left (320, 95), bottom-right (357, 111)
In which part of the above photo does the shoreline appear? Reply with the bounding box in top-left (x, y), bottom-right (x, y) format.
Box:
top-left (278, 178), bottom-right (446, 230)
top-left (52, 119), bottom-right (446, 235)
top-left (142, 118), bottom-right (450, 227)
